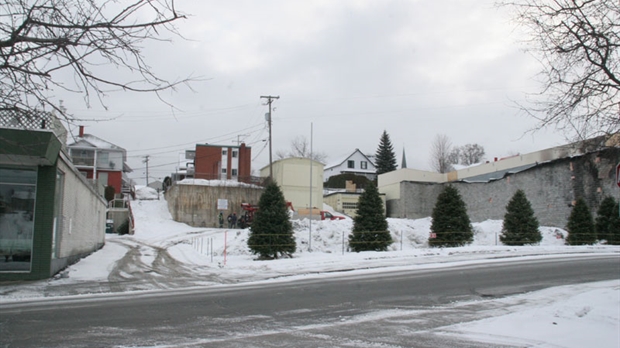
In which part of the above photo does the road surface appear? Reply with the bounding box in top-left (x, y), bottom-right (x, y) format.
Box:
top-left (1, 254), bottom-right (618, 347)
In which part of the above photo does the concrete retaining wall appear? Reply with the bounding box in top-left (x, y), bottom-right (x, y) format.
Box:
top-left (166, 183), bottom-right (263, 227)
top-left (388, 148), bottom-right (620, 227)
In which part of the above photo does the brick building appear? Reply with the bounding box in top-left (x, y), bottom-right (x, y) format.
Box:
top-left (194, 143), bottom-right (252, 182)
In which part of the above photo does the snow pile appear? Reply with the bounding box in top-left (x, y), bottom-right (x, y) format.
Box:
top-left (134, 185), bottom-right (159, 200)
top-left (177, 178), bottom-right (262, 188)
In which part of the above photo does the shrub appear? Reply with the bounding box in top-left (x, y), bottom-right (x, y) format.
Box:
top-left (429, 185), bottom-right (473, 247)
top-left (349, 183), bottom-right (392, 252)
top-left (500, 190), bottom-right (542, 245)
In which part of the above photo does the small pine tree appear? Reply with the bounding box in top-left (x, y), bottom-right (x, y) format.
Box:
top-left (247, 182), bottom-right (295, 259)
top-left (606, 204), bottom-right (620, 245)
top-left (349, 183), bottom-right (392, 252)
top-left (595, 196), bottom-right (617, 242)
top-left (104, 185), bottom-right (115, 202)
top-left (500, 190), bottom-right (542, 245)
top-left (566, 198), bottom-right (596, 245)
top-left (429, 185), bottom-right (473, 247)
top-left (375, 130), bottom-right (397, 175)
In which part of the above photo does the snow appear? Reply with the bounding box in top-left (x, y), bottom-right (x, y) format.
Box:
top-left (1, 185), bottom-right (618, 347)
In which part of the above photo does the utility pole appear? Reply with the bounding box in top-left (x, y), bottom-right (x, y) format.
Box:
top-left (260, 95), bottom-right (279, 180)
top-left (143, 155), bottom-right (150, 186)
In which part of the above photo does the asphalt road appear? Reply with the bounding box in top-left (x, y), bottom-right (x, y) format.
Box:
top-left (1, 254), bottom-right (618, 348)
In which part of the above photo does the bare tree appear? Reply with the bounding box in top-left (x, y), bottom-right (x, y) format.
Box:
top-left (429, 134), bottom-right (454, 173)
top-left (459, 143), bottom-right (486, 165)
top-left (447, 147), bottom-right (461, 166)
top-left (500, 0), bottom-right (619, 141)
top-left (0, 0), bottom-right (193, 121)
top-left (276, 136), bottom-right (328, 163)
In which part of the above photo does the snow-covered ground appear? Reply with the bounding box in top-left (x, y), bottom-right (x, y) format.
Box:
top-left (1, 186), bottom-right (618, 347)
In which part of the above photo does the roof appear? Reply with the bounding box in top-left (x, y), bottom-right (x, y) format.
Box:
top-left (324, 149), bottom-right (375, 170)
top-left (68, 134), bottom-right (125, 151)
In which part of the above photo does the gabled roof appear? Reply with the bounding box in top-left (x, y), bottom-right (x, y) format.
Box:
top-left (324, 149), bottom-right (375, 170)
top-left (68, 134), bottom-right (125, 151)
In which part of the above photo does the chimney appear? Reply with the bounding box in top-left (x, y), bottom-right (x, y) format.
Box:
top-left (79, 125), bottom-right (84, 137)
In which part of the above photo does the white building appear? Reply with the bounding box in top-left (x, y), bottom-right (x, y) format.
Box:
top-left (323, 149), bottom-right (377, 182)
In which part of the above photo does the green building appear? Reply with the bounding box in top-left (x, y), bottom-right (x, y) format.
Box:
top-left (0, 110), bottom-right (107, 280)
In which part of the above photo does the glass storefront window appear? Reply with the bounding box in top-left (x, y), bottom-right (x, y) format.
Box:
top-left (0, 167), bottom-right (37, 272)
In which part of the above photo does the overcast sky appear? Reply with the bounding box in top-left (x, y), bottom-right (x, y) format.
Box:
top-left (59, 0), bottom-right (567, 183)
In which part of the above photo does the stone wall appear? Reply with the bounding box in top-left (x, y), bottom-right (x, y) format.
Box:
top-left (166, 183), bottom-right (263, 227)
top-left (389, 148), bottom-right (619, 227)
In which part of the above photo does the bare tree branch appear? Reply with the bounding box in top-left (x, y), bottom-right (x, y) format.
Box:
top-left (276, 136), bottom-right (328, 163)
top-left (429, 134), bottom-right (454, 173)
top-left (499, 0), bottom-right (619, 141)
top-left (0, 0), bottom-right (197, 122)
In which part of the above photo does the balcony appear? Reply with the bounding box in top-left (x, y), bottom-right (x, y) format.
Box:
top-left (72, 156), bottom-right (95, 167)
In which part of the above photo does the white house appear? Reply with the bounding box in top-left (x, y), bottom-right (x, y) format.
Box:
top-left (323, 149), bottom-right (377, 182)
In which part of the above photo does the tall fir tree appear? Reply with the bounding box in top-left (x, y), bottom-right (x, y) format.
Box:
top-left (606, 203), bottom-right (620, 245)
top-left (500, 190), bottom-right (542, 245)
top-left (247, 182), bottom-right (295, 259)
top-left (349, 183), bottom-right (392, 252)
top-left (595, 196), bottom-right (617, 243)
top-left (375, 130), bottom-right (397, 175)
top-left (429, 185), bottom-right (473, 247)
top-left (566, 198), bottom-right (596, 245)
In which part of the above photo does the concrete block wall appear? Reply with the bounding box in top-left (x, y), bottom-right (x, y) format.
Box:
top-left (56, 157), bottom-right (106, 260)
top-left (389, 148), bottom-right (619, 228)
top-left (166, 183), bottom-right (263, 227)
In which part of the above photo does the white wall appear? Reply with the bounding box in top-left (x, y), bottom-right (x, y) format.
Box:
top-left (262, 157), bottom-right (324, 210)
top-left (56, 154), bottom-right (106, 259)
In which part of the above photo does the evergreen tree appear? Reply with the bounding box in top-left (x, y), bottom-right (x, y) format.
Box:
top-left (349, 183), bottom-right (392, 252)
top-left (375, 130), bottom-right (397, 175)
top-left (429, 185), bottom-right (473, 247)
top-left (247, 182), bottom-right (295, 259)
top-left (500, 190), bottom-right (542, 245)
top-left (595, 196), bottom-right (617, 242)
top-left (606, 204), bottom-right (620, 245)
top-left (566, 198), bottom-right (596, 245)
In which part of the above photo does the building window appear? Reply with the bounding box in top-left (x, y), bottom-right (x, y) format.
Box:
top-left (0, 167), bottom-right (37, 272)
top-left (222, 149), bottom-right (227, 156)
top-left (342, 202), bottom-right (358, 210)
top-left (361, 161), bottom-right (368, 169)
top-left (221, 168), bottom-right (227, 174)
top-left (347, 160), bottom-right (355, 169)
top-left (232, 150), bottom-right (238, 158)
top-left (231, 169), bottom-right (238, 176)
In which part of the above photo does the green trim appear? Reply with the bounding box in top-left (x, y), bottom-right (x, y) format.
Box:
top-left (0, 128), bottom-right (61, 166)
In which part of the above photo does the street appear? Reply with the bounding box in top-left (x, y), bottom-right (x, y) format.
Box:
top-left (1, 254), bottom-right (618, 347)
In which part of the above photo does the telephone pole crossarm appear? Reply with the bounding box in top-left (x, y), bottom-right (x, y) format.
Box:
top-left (260, 95), bottom-right (280, 180)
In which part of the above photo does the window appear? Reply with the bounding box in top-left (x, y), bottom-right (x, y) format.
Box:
top-left (0, 167), bottom-right (37, 272)
top-left (232, 150), bottom-right (238, 158)
top-left (222, 149), bottom-right (227, 156)
top-left (52, 170), bottom-right (65, 259)
top-left (342, 202), bottom-right (358, 210)
top-left (361, 161), bottom-right (368, 169)
top-left (347, 160), bottom-right (355, 168)
top-left (221, 168), bottom-right (227, 174)
top-left (231, 169), bottom-right (238, 176)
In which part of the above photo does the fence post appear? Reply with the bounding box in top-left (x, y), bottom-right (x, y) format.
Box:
top-left (342, 231), bottom-right (345, 255)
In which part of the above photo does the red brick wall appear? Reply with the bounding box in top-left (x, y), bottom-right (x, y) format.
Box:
top-left (195, 145), bottom-right (222, 180)
top-left (194, 144), bottom-right (252, 180)
top-left (238, 143), bottom-right (251, 178)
